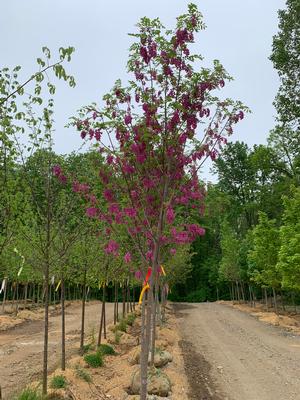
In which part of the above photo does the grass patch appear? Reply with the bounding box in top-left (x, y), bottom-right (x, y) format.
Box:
top-left (114, 330), bottom-right (122, 344)
top-left (116, 318), bottom-right (127, 332)
top-left (84, 351), bottom-right (104, 368)
top-left (126, 313), bottom-right (136, 326)
top-left (50, 375), bottom-right (67, 389)
top-left (14, 389), bottom-right (41, 400)
top-left (98, 343), bottom-right (116, 355)
top-left (82, 343), bottom-right (94, 354)
top-left (75, 365), bottom-right (92, 383)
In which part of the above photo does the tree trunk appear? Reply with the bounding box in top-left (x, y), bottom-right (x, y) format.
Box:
top-left (133, 285), bottom-right (135, 310)
top-left (127, 281), bottom-right (130, 314)
top-left (248, 285), bottom-right (252, 307)
top-left (103, 285), bottom-right (107, 339)
top-left (11, 282), bottom-right (16, 312)
top-left (241, 283), bottom-right (245, 302)
top-left (292, 292), bottom-right (297, 313)
top-left (280, 290), bottom-right (285, 312)
top-left (272, 287), bottom-right (278, 314)
top-left (1, 278), bottom-right (7, 314)
top-left (236, 281), bottom-right (241, 304)
top-left (37, 284), bottom-right (40, 305)
top-left (140, 293), bottom-right (148, 400)
top-left (80, 268), bottom-right (87, 353)
top-left (150, 285), bottom-right (158, 366)
top-left (116, 284), bottom-right (119, 322)
top-left (61, 276), bottom-right (66, 371)
top-left (42, 274), bottom-right (49, 394)
top-left (264, 288), bottom-right (268, 311)
top-left (97, 285), bottom-right (106, 346)
top-left (122, 283), bottom-right (126, 318)
top-left (24, 282), bottom-right (28, 307)
top-left (114, 282), bottom-right (117, 325)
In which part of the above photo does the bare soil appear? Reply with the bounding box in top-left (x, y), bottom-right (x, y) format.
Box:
top-left (219, 300), bottom-right (300, 334)
top-left (44, 307), bottom-right (189, 400)
top-left (0, 301), bottom-right (114, 399)
top-left (175, 302), bottom-right (300, 400)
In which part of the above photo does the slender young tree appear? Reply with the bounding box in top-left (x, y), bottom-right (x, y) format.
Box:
top-left (57, 5), bottom-right (246, 398)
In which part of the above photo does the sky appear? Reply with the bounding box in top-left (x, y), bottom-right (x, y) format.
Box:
top-left (0, 0), bottom-right (286, 180)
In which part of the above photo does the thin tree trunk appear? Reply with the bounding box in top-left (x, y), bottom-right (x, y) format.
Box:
top-left (114, 282), bottom-right (118, 325)
top-left (2, 278), bottom-right (7, 314)
top-left (236, 281), bottom-right (241, 304)
top-left (280, 290), bottom-right (285, 312)
top-left (241, 283), bottom-right (245, 302)
top-left (42, 275), bottom-right (49, 394)
top-left (230, 282), bottom-right (234, 302)
top-left (140, 293), bottom-right (148, 400)
top-left (292, 292), bottom-right (297, 313)
top-left (122, 282), bottom-right (126, 318)
top-left (248, 284), bottom-right (253, 307)
top-left (24, 282), bottom-right (28, 307)
top-left (264, 288), bottom-right (268, 311)
top-left (97, 285), bottom-right (106, 346)
top-left (272, 287), bottom-right (278, 314)
top-left (61, 276), bottom-right (66, 371)
top-left (103, 284), bottom-right (107, 339)
top-left (150, 285), bottom-right (158, 366)
top-left (133, 285), bottom-right (135, 310)
top-left (250, 285), bottom-right (256, 307)
top-left (49, 284), bottom-right (52, 309)
top-left (11, 282), bottom-right (16, 312)
top-left (53, 283), bottom-right (56, 306)
top-left (80, 268), bottom-right (87, 353)
top-left (32, 283), bottom-right (35, 304)
top-left (42, 161), bottom-right (51, 396)
top-left (98, 301), bottom-right (104, 346)
top-left (116, 284), bottom-right (119, 322)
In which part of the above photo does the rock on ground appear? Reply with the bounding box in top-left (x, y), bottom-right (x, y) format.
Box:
top-left (130, 368), bottom-right (171, 397)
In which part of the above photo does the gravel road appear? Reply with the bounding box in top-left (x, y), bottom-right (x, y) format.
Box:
top-left (175, 302), bottom-right (300, 400)
top-left (0, 301), bottom-right (114, 399)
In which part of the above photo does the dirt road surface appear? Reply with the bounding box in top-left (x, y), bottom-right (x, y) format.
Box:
top-left (175, 302), bottom-right (300, 400)
top-left (0, 301), bottom-right (114, 399)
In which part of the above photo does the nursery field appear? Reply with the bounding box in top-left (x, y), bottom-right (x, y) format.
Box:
top-left (2, 302), bottom-right (300, 399)
top-left (0, 301), bottom-right (114, 399)
top-left (1, 0), bottom-right (299, 399)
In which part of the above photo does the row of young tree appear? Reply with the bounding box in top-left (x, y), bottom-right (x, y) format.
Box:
top-left (170, 0), bottom-right (300, 309)
top-left (0, 4), bottom-right (248, 398)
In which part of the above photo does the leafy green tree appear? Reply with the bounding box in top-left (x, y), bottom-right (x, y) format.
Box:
top-left (248, 212), bottom-right (281, 311)
top-left (269, 0), bottom-right (300, 180)
top-left (277, 187), bottom-right (300, 290)
top-left (219, 220), bottom-right (240, 286)
top-left (213, 142), bottom-right (257, 231)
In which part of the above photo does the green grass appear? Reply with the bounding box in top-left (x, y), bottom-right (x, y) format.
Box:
top-left (125, 313), bottom-right (136, 326)
top-left (84, 351), bottom-right (104, 368)
top-left (82, 343), bottom-right (94, 354)
top-left (75, 365), bottom-right (92, 383)
top-left (116, 318), bottom-right (127, 332)
top-left (50, 375), bottom-right (67, 389)
top-left (14, 389), bottom-right (41, 400)
top-left (114, 330), bottom-right (122, 344)
top-left (98, 343), bottom-right (116, 355)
